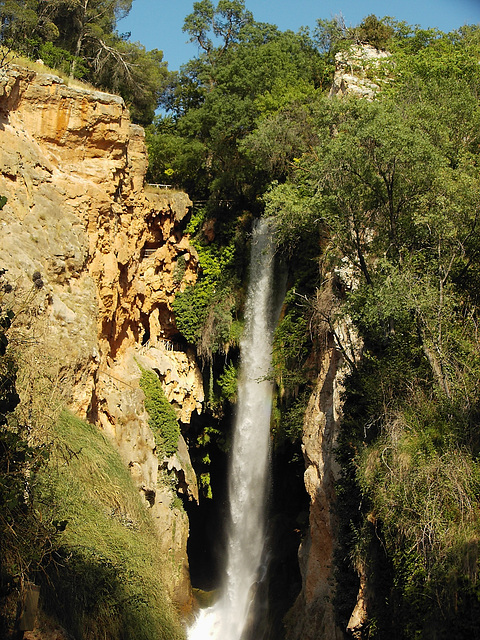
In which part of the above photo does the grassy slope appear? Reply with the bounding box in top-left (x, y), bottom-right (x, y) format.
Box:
top-left (38, 411), bottom-right (185, 640)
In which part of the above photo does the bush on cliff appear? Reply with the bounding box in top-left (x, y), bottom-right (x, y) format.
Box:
top-left (139, 367), bottom-right (181, 458)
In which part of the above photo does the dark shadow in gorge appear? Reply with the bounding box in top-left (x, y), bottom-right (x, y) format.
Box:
top-left (184, 407), bottom-right (230, 592)
top-left (242, 442), bottom-right (309, 640)
top-left (185, 413), bottom-right (308, 639)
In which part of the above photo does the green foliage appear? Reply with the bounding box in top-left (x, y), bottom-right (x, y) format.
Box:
top-left (172, 254), bottom-right (187, 285)
top-left (240, 86), bottom-right (322, 182)
top-left (272, 391), bottom-right (309, 448)
top-left (356, 397), bottom-right (480, 637)
top-left (139, 368), bottom-right (180, 458)
top-left (314, 15), bottom-right (352, 54)
top-left (92, 40), bottom-right (169, 126)
top-left (173, 209), bottom-right (244, 360)
top-left (183, 0), bottom-right (254, 67)
top-left (39, 411), bottom-right (184, 640)
top-left (174, 282), bottom-right (238, 360)
top-left (0, 276), bottom-right (184, 637)
top-left (172, 282), bottom-right (210, 346)
top-left (150, 23), bottom-right (324, 203)
top-left (199, 471), bottom-right (213, 499)
top-left (264, 182), bottom-right (318, 256)
top-left (38, 40), bottom-right (87, 77)
top-left (217, 362), bottom-right (238, 402)
top-left (272, 302), bottom-right (309, 396)
top-left (356, 15), bottom-right (394, 50)
top-left (0, 0), bottom-right (48, 58)
top-left (256, 23), bottom-right (480, 636)
top-left (146, 116), bottom-right (208, 192)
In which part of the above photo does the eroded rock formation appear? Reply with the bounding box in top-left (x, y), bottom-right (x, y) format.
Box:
top-left (329, 44), bottom-right (391, 100)
top-left (0, 64), bottom-right (203, 606)
top-left (286, 331), bottom-right (345, 640)
top-left (288, 44), bottom-right (384, 639)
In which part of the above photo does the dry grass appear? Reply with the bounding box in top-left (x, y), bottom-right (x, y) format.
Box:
top-left (1, 47), bottom-right (101, 92)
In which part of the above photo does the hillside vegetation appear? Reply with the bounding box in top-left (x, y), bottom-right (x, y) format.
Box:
top-left (0, 271), bottom-right (185, 639)
top-left (147, 6), bottom-right (480, 637)
top-left (2, 2), bottom-right (480, 637)
top-left (39, 411), bottom-right (185, 640)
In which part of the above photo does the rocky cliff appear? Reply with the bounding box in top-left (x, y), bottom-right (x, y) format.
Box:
top-left (287, 45), bottom-right (385, 640)
top-left (329, 44), bottom-right (391, 100)
top-left (286, 300), bottom-right (351, 640)
top-left (0, 64), bottom-right (203, 607)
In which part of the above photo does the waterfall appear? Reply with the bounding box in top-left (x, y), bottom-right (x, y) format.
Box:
top-left (188, 218), bottom-right (278, 640)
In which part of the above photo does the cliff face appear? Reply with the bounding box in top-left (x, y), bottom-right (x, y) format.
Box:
top-left (288, 46), bottom-right (384, 640)
top-left (0, 64), bottom-right (203, 606)
top-left (287, 333), bottom-right (345, 640)
top-left (329, 44), bottom-right (391, 100)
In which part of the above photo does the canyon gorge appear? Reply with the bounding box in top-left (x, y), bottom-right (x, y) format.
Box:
top-left (0, 59), bottom-right (349, 639)
top-left (2, 22), bottom-right (479, 640)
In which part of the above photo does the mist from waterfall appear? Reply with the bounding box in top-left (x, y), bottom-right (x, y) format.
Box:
top-left (188, 218), bottom-right (278, 640)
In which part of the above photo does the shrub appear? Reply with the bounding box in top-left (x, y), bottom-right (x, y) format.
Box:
top-left (217, 362), bottom-right (238, 403)
top-left (139, 367), bottom-right (180, 457)
top-left (356, 15), bottom-right (394, 50)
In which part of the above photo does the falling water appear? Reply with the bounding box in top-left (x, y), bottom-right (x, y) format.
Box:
top-left (188, 218), bottom-right (278, 640)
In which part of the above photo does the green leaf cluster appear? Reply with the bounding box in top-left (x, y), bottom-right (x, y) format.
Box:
top-left (138, 368), bottom-right (180, 458)
top-left (173, 209), bottom-right (244, 360)
top-left (216, 362), bottom-right (238, 403)
top-left (149, 5), bottom-right (325, 204)
top-left (272, 292), bottom-right (310, 397)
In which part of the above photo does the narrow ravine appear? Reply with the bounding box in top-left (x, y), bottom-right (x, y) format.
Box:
top-left (188, 218), bottom-right (278, 640)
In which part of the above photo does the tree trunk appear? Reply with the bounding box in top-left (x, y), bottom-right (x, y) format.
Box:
top-left (421, 339), bottom-right (451, 399)
top-left (70, 0), bottom-right (89, 79)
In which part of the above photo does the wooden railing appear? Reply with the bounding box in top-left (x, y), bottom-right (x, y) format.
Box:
top-left (141, 338), bottom-right (187, 353)
top-left (143, 247), bottom-right (158, 258)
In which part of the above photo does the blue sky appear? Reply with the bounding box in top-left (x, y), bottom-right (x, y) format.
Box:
top-left (119, 0), bottom-right (480, 71)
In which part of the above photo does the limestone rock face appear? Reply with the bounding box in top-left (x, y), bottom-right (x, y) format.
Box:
top-left (137, 345), bottom-right (204, 426)
top-left (94, 344), bottom-right (201, 606)
top-left (329, 44), bottom-right (391, 100)
top-left (286, 336), bottom-right (345, 640)
top-left (287, 47), bottom-right (385, 639)
top-left (0, 65), bottom-right (202, 605)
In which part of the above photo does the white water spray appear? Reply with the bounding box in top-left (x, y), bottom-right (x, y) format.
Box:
top-left (188, 219), bottom-right (278, 640)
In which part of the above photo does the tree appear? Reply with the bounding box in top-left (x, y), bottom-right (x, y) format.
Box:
top-left (45, 0), bottom-right (132, 77)
top-left (0, 0), bottom-right (59, 58)
top-left (183, 0), bottom-right (253, 76)
top-left (92, 39), bottom-right (168, 125)
top-left (153, 23), bottom-right (323, 204)
top-left (355, 14), bottom-right (394, 49)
